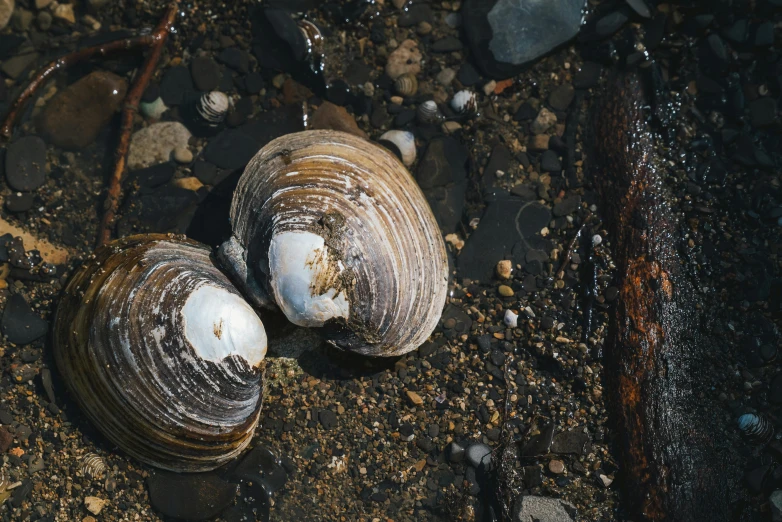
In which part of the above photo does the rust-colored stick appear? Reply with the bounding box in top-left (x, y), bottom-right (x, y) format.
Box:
top-left (96, 2), bottom-right (178, 247)
top-left (591, 72), bottom-right (738, 521)
top-left (0, 37), bottom-right (160, 140)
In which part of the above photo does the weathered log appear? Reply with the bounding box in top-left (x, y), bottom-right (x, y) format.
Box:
top-left (591, 72), bottom-right (739, 520)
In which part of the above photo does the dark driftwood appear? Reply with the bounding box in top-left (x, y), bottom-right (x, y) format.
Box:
top-left (591, 72), bottom-right (737, 521)
top-left (0, 3), bottom-right (179, 247)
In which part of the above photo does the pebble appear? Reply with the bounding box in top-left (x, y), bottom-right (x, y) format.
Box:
top-left (231, 445), bottom-right (288, 496)
top-left (172, 146), bottom-right (193, 164)
top-left (574, 62), bottom-right (602, 89)
top-left (513, 496), bottom-right (577, 521)
top-left (0, 0), bottom-right (13, 31)
top-left (385, 39), bottom-right (422, 80)
top-left (548, 460), bottom-right (565, 474)
top-left (147, 470), bottom-right (238, 520)
top-left (531, 108), bottom-right (558, 134)
top-left (203, 128), bottom-right (259, 170)
top-left (84, 496), bottom-right (107, 515)
top-left (447, 442), bottom-right (465, 463)
top-left (504, 309), bottom-right (518, 328)
top-left (406, 390), bottom-right (424, 406)
top-left (551, 431), bottom-right (591, 455)
top-left (36, 71), bottom-right (128, 149)
top-left (540, 150), bottom-right (562, 172)
top-left (436, 68), bottom-right (456, 86)
top-left (1, 294), bottom-right (49, 344)
top-left (127, 122), bottom-right (192, 170)
top-left (218, 47), bottom-right (250, 74)
top-left (463, 0), bottom-right (584, 78)
top-left (310, 101), bottom-right (368, 139)
top-left (770, 490), bottom-right (782, 522)
top-left (190, 56), bottom-right (221, 91)
top-left (160, 66), bottom-right (196, 106)
top-left (36, 10), bottom-right (51, 30)
top-left (498, 285), bottom-right (514, 297)
top-left (599, 474), bottom-right (613, 488)
top-left (496, 259), bottom-right (513, 279)
top-left (431, 36), bottom-right (463, 52)
top-left (172, 177), bottom-right (203, 192)
top-left (139, 97), bottom-right (167, 120)
top-left (53, 3), bottom-right (75, 23)
top-left (415, 137), bottom-right (468, 232)
top-left (6, 192), bottom-right (34, 213)
top-left (0, 427), bottom-right (11, 452)
top-left (6, 136), bottom-right (47, 191)
top-left (548, 84), bottom-right (575, 111)
top-left (465, 443), bottom-right (492, 469)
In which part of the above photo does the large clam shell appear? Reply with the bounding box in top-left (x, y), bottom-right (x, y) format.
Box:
top-left (220, 130), bottom-right (448, 357)
top-left (54, 234), bottom-right (267, 472)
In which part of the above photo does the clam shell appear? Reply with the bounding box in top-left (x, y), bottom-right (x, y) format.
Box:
top-left (221, 130), bottom-right (448, 356)
top-left (54, 234), bottom-right (267, 472)
top-left (197, 91), bottom-right (230, 126)
top-left (394, 73), bottom-right (418, 96)
top-left (378, 129), bottom-right (416, 167)
top-left (451, 90), bottom-right (478, 114)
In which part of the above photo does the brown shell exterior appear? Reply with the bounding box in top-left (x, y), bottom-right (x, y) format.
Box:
top-left (226, 130), bottom-right (448, 356)
top-left (53, 234), bottom-right (264, 472)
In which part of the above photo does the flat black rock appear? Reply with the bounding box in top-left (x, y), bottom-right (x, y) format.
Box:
top-left (5, 192), bottom-right (34, 213)
top-left (552, 195), bottom-right (580, 216)
top-left (190, 56), bottom-right (222, 91)
top-left (415, 137), bottom-right (468, 233)
top-left (243, 72), bottom-right (264, 94)
top-left (203, 129), bottom-right (260, 170)
top-left (231, 445), bottom-right (288, 495)
top-left (574, 62), bottom-right (602, 89)
top-left (457, 63), bottom-right (481, 87)
top-left (540, 150), bottom-right (562, 172)
top-left (147, 471), bottom-right (238, 521)
top-left (458, 194), bottom-right (552, 282)
top-left (6, 136), bottom-right (47, 192)
top-left (218, 47), bottom-right (250, 74)
top-left (551, 430), bottom-right (591, 455)
top-left (160, 66), bottom-right (197, 106)
top-left (126, 163), bottom-right (175, 189)
top-left (431, 36), bottom-right (463, 52)
top-left (1, 294), bottom-right (49, 345)
top-left (548, 83), bottom-right (575, 111)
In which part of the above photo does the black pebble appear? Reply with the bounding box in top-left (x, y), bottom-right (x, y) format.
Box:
top-left (6, 136), bottom-right (47, 192)
top-left (548, 84), bottom-right (575, 111)
top-left (190, 56), bottom-right (222, 91)
top-left (431, 36), bottom-right (463, 53)
top-left (218, 47), bottom-right (250, 73)
top-left (227, 97), bottom-right (253, 127)
top-left (10, 480), bottom-right (33, 508)
top-left (514, 102), bottom-right (537, 121)
top-left (319, 409), bottom-right (337, 430)
top-left (5, 192), bottom-right (34, 213)
top-left (574, 62), bottom-right (601, 89)
top-left (540, 150), bottom-right (562, 172)
top-left (243, 72), bottom-right (264, 94)
top-left (552, 195), bottom-right (580, 217)
top-left (126, 164), bottom-right (175, 189)
top-left (457, 63), bottom-right (481, 86)
top-left (147, 471), bottom-right (238, 520)
top-left (1, 294), bottom-right (49, 345)
top-left (193, 161), bottom-right (221, 185)
top-left (749, 97), bottom-right (777, 128)
top-left (160, 66), bottom-right (196, 106)
top-left (595, 10), bottom-right (629, 37)
top-left (203, 129), bottom-right (259, 170)
top-left (141, 82), bottom-right (160, 103)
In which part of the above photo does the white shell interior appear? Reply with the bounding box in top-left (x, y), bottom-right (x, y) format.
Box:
top-left (379, 130), bottom-right (416, 166)
top-left (268, 230), bottom-right (350, 327)
top-left (181, 284), bottom-right (267, 367)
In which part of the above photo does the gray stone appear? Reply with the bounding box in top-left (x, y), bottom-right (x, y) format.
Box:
top-left (0, 0), bottom-right (13, 31)
top-left (770, 490), bottom-right (782, 522)
top-left (487, 0), bottom-right (583, 67)
top-left (127, 122), bottom-right (192, 170)
top-left (465, 443), bottom-right (492, 469)
top-left (514, 496), bottom-right (577, 522)
top-left (1, 51), bottom-right (38, 79)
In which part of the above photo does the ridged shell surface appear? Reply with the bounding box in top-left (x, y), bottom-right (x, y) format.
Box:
top-left (54, 234), bottom-right (267, 472)
top-left (197, 91), bottom-right (229, 126)
top-left (225, 130), bottom-right (448, 356)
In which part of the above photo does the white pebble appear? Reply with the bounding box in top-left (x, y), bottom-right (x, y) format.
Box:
top-left (173, 146), bottom-right (193, 164)
top-left (504, 309), bottom-right (518, 328)
top-left (592, 234), bottom-right (603, 246)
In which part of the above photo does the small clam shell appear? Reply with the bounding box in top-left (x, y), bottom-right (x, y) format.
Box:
top-left (298, 20), bottom-right (324, 58)
top-left (417, 100), bottom-right (443, 124)
top-left (197, 91), bottom-right (230, 126)
top-left (378, 130), bottom-right (416, 167)
top-left (221, 130), bottom-right (448, 357)
top-left (80, 453), bottom-right (107, 479)
top-left (451, 90), bottom-right (478, 114)
top-left (738, 413), bottom-right (774, 445)
top-left (394, 73), bottom-right (418, 96)
top-left (54, 234), bottom-right (267, 472)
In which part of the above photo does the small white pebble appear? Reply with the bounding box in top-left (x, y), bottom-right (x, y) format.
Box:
top-left (504, 309), bottom-right (518, 328)
top-left (592, 234), bottom-right (603, 246)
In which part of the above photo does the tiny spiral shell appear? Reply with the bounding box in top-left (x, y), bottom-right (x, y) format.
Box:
top-left (394, 73), bottom-right (418, 96)
top-left (197, 91), bottom-right (230, 127)
top-left (80, 453), bottom-right (108, 479)
top-left (417, 100), bottom-right (443, 124)
top-left (738, 413), bottom-right (774, 445)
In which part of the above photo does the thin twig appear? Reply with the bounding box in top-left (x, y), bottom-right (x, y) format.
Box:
top-left (96, 2), bottom-right (178, 247)
top-left (556, 212), bottom-right (592, 280)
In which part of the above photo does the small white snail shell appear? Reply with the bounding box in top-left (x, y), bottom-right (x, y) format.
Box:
top-left (451, 90), bottom-right (478, 114)
top-left (54, 234), bottom-right (267, 472)
top-left (197, 91), bottom-right (230, 127)
top-left (394, 73), bottom-right (418, 97)
top-left (417, 100), bottom-right (444, 125)
top-left (738, 413), bottom-right (774, 445)
top-left (378, 129), bottom-right (416, 167)
top-left (219, 130), bottom-right (448, 357)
